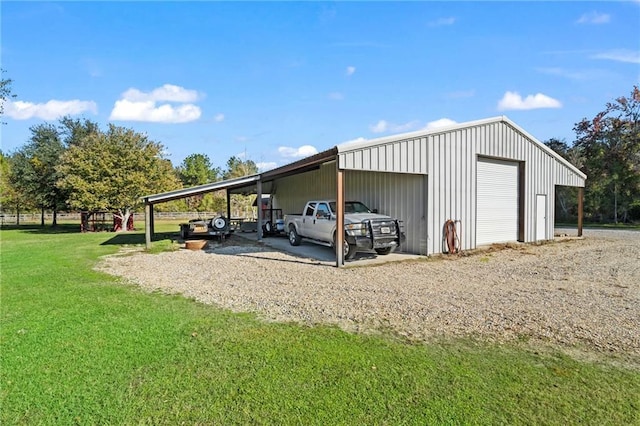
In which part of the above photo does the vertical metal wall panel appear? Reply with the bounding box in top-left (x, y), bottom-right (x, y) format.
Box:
top-left (342, 170), bottom-right (425, 254)
top-left (338, 137), bottom-right (429, 174)
top-left (271, 162), bottom-right (336, 215)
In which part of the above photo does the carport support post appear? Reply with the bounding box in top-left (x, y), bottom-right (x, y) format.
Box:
top-left (257, 180), bottom-right (263, 241)
top-left (226, 188), bottom-right (231, 221)
top-left (336, 165), bottom-right (345, 267)
top-left (145, 203), bottom-right (152, 249)
top-left (578, 187), bottom-right (584, 237)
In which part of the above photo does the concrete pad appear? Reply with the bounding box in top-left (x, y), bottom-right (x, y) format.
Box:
top-left (233, 230), bottom-right (424, 267)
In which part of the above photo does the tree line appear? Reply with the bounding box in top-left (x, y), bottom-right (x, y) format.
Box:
top-left (0, 116), bottom-right (258, 229)
top-left (1, 75), bottom-right (638, 228)
top-left (544, 86), bottom-right (640, 224)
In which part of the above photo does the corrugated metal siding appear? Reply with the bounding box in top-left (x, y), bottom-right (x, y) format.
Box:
top-left (271, 164), bottom-right (426, 255)
top-left (425, 121), bottom-right (585, 254)
top-left (271, 162), bottom-right (336, 216)
top-left (344, 170), bottom-right (426, 255)
top-left (339, 137), bottom-right (428, 174)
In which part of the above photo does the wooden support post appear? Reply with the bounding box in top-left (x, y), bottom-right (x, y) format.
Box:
top-left (226, 188), bottom-right (231, 221)
top-left (577, 187), bottom-right (584, 237)
top-left (336, 163), bottom-right (345, 267)
top-left (149, 204), bottom-right (155, 235)
top-left (257, 180), bottom-right (263, 241)
top-left (145, 203), bottom-right (151, 249)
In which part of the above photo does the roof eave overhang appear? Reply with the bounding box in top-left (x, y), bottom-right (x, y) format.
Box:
top-left (143, 174), bottom-right (261, 205)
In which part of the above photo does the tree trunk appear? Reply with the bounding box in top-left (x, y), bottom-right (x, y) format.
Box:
top-left (113, 208), bottom-right (132, 232)
top-left (41, 207), bottom-right (45, 226)
top-left (52, 208), bottom-right (58, 227)
top-left (16, 202), bottom-right (20, 226)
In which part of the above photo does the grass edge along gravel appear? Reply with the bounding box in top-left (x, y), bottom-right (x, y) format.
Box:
top-left (1, 224), bottom-right (639, 424)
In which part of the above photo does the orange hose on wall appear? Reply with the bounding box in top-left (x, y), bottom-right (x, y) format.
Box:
top-left (444, 219), bottom-right (460, 254)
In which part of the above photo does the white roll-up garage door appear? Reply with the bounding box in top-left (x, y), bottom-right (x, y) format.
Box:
top-left (476, 158), bottom-right (519, 246)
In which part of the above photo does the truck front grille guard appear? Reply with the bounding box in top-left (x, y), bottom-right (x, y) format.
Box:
top-left (366, 219), bottom-right (403, 239)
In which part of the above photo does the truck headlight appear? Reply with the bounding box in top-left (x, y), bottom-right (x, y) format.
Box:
top-left (345, 223), bottom-right (368, 236)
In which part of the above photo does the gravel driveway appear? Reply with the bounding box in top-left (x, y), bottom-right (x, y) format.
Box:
top-left (97, 229), bottom-right (640, 357)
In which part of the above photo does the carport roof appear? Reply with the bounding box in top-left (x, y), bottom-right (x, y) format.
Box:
top-left (143, 147), bottom-right (338, 205)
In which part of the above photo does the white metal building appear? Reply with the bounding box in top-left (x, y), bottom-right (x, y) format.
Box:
top-left (144, 116), bottom-right (586, 262)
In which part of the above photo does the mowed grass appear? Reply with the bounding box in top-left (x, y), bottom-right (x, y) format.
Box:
top-left (1, 224), bottom-right (639, 424)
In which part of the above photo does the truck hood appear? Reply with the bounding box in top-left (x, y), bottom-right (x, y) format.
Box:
top-left (344, 213), bottom-right (393, 224)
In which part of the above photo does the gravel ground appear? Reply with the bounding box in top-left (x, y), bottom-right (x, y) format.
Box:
top-left (96, 229), bottom-right (640, 357)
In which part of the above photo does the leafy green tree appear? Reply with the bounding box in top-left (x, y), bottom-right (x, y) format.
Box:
top-left (0, 151), bottom-right (27, 222)
top-left (223, 156), bottom-right (258, 179)
top-left (176, 153), bottom-right (224, 213)
top-left (1, 69), bottom-right (16, 121)
top-left (11, 123), bottom-right (68, 226)
top-left (223, 156), bottom-right (259, 218)
top-left (574, 86), bottom-right (640, 223)
top-left (177, 153), bottom-right (219, 186)
top-left (57, 123), bottom-right (181, 231)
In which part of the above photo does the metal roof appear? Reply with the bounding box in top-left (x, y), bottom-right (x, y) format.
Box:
top-left (143, 174), bottom-right (261, 205)
top-left (336, 115), bottom-right (586, 180)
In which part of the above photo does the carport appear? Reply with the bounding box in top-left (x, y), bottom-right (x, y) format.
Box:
top-left (143, 147), bottom-right (357, 266)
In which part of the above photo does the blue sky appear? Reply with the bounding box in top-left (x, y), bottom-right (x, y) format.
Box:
top-left (2, 1), bottom-right (639, 172)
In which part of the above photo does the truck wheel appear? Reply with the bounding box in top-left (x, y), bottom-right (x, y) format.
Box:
top-left (334, 232), bottom-right (356, 260)
top-left (264, 221), bottom-right (272, 234)
top-left (288, 225), bottom-right (301, 246)
top-left (375, 247), bottom-right (393, 255)
top-left (344, 239), bottom-right (357, 260)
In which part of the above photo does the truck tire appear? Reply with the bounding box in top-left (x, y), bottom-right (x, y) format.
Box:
top-left (288, 225), bottom-right (301, 246)
top-left (334, 232), bottom-right (357, 260)
top-left (375, 247), bottom-right (393, 255)
top-left (344, 239), bottom-right (357, 260)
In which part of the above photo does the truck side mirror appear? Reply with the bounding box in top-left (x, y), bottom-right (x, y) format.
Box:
top-left (372, 208), bottom-right (378, 213)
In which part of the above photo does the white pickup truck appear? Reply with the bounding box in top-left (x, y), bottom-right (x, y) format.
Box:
top-left (284, 200), bottom-right (404, 259)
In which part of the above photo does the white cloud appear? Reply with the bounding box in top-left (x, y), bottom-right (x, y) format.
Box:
top-left (214, 113), bottom-right (225, 122)
top-left (110, 99), bottom-right (201, 123)
top-left (497, 91), bottom-right (562, 111)
top-left (591, 49), bottom-right (640, 64)
top-left (256, 161), bottom-right (278, 172)
top-left (109, 84), bottom-right (202, 123)
top-left (3, 99), bottom-right (97, 120)
top-left (577, 11), bottom-right (611, 24)
top-left (328, 92), bottom-right (344, 100)
top-left (428, 17), bottom-right (456, 27)
top-left (346, 66), bottom-right (356, 76)
top-left (278, 145), bottom-right (318, 158)
top-left (370, 120), bottom-right (389, 133)
top-left (370, 119), bottom-right (420, 134)
top-left (121, 84), bottom-right (201, 103)
top-left (424, 118), bottom-right (457, 130)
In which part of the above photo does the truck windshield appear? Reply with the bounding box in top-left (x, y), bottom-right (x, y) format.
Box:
top-left (329, 201), bottom-right (371, 214)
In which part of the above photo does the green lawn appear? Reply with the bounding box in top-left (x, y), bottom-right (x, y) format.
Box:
top-left (1, 224), bottom-right (639, 424)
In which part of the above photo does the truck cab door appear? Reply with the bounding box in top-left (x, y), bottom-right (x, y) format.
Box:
top-left (311, 202), bottom-right (334, 242)
top-left (300, 202), bottom-right (316, 237)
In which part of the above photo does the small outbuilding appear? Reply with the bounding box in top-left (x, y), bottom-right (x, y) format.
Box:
top-left (144, 116), bottom-right (586, 265)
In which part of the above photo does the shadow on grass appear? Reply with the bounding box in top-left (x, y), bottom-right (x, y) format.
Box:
top-left (0, 224), bottom-right (81, 234)
top-left (100, 231), bottom-right (177, 246)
